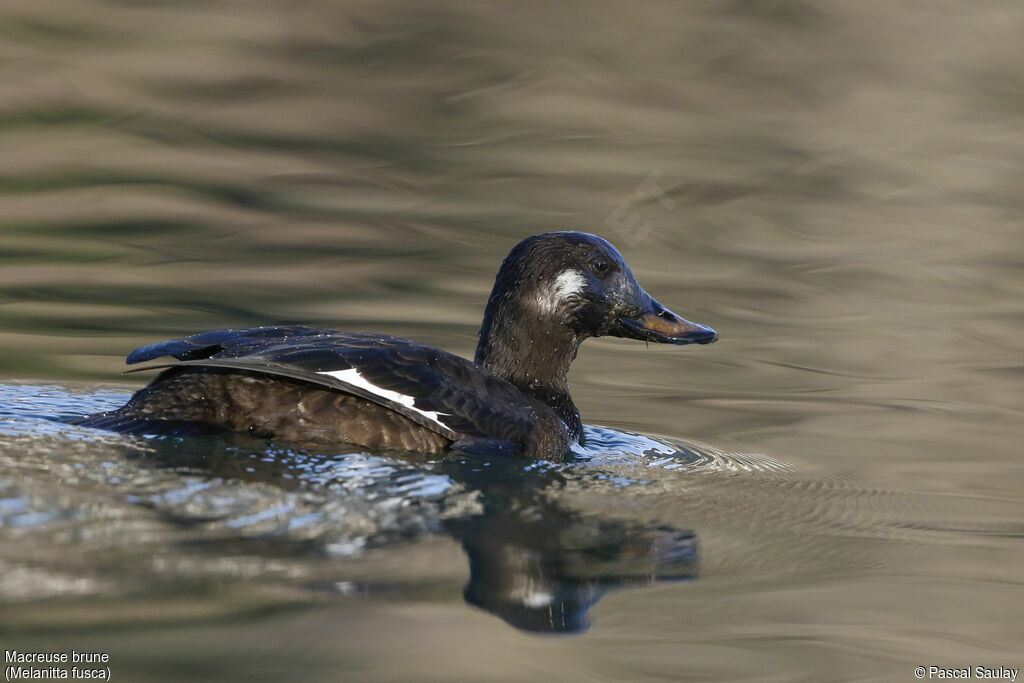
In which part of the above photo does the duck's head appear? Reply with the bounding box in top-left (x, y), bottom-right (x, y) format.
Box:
top-left (477, 231), bottom-right (717, 354)
top-left (474, 231), bottom-right (717, 441)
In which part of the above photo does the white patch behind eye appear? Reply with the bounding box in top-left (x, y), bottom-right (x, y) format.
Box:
top-left (536, 269), bottom-right (587, 314)
top-left (553, 270), bottom-right (586, 298)
top-left (316, 368), bottom-right (449, 431)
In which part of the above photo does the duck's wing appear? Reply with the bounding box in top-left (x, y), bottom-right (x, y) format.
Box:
top-left (124, 326), bottom-right (544, 446)
top-left (126, 325), bottom-right (343, 364)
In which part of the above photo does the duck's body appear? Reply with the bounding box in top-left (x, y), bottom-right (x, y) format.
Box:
top-left (73, 232), bottom-right (716, 461)
top-left (83, 328), bottom-right (574, 458)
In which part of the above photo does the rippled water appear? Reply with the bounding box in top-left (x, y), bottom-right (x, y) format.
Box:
top-left (2, 0), bottom-right (1023, 680)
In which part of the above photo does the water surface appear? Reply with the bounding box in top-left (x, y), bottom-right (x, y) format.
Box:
top-left (1, 1), bottom-right (1023, 680)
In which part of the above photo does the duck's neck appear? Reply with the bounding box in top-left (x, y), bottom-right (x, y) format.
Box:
top-left (474, 299), bottom-right (583, 440)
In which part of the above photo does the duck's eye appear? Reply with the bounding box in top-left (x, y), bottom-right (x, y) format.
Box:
top-left (590, 256), bottom-right (610, 276)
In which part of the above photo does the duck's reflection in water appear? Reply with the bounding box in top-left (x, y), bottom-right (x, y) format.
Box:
top-left (438, 459), bottom-right (699, 633)
top-left (131, 436), bottom-right (700, 634)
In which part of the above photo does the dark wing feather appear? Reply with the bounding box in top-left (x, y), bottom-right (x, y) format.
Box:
top-left (128, 355), bottom-right (463, 441)
top-left (126, 326), bottom-right (336, 364)
top-left (123, 327), bottom-right (554, 448)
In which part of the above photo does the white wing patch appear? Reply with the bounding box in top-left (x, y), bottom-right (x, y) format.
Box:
top-left (316, 368), bottom-right (450, 431)
top-left (536, 269), bottom-right (587, 313)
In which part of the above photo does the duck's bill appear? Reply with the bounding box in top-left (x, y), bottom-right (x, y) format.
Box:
top-left (610, 298), bottom-right (718, 345)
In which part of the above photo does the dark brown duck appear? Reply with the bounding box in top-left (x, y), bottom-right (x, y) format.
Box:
top-left (72, 232), bottom-right (717, 461)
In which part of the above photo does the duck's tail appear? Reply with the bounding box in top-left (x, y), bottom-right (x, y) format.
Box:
top-left (63, 411), bottom-right (224, 437)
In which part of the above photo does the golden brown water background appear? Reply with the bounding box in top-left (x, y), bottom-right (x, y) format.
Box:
top-left (1, 1), bottom-right (1022, 680)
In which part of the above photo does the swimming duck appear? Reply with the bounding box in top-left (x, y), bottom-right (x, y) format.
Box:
top-left (73, 231), bottom-right (716, 461)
